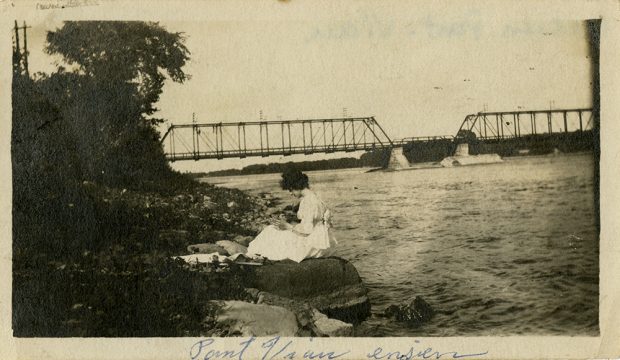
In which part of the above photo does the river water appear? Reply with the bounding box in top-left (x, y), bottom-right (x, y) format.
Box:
top-left (203, 153), bottom-right (599, 336)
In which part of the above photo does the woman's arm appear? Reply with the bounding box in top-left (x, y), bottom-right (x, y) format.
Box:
top-left (271, 218), bottom-right (309, 236)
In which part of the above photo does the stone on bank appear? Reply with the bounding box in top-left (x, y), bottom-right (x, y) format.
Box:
top-left (216, 240), bottom-right (248, 255)
top-left (209, 300), bottom-right (299, 336)
top-left (244, 257), bottom-right (371, 324)
top-left (312, 309), bottom-right (353, 337)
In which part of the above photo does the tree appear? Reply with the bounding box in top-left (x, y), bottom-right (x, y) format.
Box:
top-left (45, 21), bottom-right (190, 122)
top-left (37, 21), bottom-right (191, 186)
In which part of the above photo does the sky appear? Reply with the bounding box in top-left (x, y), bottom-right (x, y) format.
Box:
top-left (23, 15), bottom-right (593, 173)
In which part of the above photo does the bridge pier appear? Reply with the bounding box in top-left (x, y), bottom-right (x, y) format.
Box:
top-left (454, 143), bottom-right (469, 156)
top-left (385, 147), bottom-right (411, 170)
top-left (440, 141), bottom-right (502, 167)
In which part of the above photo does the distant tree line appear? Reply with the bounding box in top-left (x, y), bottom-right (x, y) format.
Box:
top-left (468, 131), bottom-right (595, 156)
top-left (206, 150), bottom-right (391, 176)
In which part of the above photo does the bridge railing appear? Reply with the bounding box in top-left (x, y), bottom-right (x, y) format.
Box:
top-left (392, 135), bottom-right (455, 145)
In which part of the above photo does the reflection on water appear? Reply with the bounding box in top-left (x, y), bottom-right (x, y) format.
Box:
top-left (204, 153), bottom-right (598, 336)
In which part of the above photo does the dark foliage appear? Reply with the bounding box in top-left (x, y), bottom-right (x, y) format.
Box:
top-left (13, 250), bottom-right (251, 337)
top-left (402, 139), bottom-right (455, 163)
top-left (46, 21), bottom-right (190, 118)
top-left (12, 22), bottom-right (256, 337)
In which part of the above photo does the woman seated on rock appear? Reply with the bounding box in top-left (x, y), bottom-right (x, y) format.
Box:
top-left (247, 169), bottom-right (337, 263)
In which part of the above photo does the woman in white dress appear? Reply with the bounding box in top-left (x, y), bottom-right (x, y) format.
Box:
top-left (246, 170), bottom-right (337, 263)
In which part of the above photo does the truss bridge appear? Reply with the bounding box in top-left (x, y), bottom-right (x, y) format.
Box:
top-left (161, 117), bottom-right (397, 161)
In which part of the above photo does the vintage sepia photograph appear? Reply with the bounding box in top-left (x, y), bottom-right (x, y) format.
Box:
top-left (3, 1), bottom-right (619, 359)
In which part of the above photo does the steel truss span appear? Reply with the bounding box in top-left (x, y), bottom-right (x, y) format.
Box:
top-left (161, 117), bottom-right (394, 161)
top-left (457, 108), bottom-right (595, 141)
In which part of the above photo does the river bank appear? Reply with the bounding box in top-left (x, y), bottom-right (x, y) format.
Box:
top-left (13, 174), bottom-right (369, 337)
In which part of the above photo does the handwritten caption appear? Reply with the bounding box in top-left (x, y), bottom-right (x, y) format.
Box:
top-left (189, 337), bottom-right (488, 360)
top-left (36, 0), bottom-right (99, 10)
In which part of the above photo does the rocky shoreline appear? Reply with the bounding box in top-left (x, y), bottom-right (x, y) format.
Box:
top-left (89, 179), bottom-right (371, 337)
top-left (15, 174), bottom-right (434, 337)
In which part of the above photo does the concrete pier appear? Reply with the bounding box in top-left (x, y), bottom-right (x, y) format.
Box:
top-left (440, 143), bottom-right (502, 167)
top-left (385, 148), bottom-right (411, 170)
top-left (454, 143), bottom-right (469, 157)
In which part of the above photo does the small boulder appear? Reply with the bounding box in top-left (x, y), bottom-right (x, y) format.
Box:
top-left (312, 310), bottom-right (353, 337)
top-left (384, 296), bottom-right (434, 327)
top-left (233, 235), bottom-right (254, 247)
top-left (202, 196), bottom-right (216, 209)
top-left (266, 207), bottom-right (280, 215)
top-left (216, 240), bottom-right (247, 255)
top-left (246, 223), bottom-right (266, 234)
top-left (187, 243), bottom-right (229, 255)
top-left (245, 288), bottom-right (262, 300)
top-left (246, 289), bottom-right (316, 335)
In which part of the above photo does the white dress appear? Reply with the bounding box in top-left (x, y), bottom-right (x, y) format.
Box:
top-left (246, 189), bottom-right (337, 263)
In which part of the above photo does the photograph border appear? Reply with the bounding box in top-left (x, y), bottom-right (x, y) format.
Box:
top-left (1, 0), bottom-right (619, 359)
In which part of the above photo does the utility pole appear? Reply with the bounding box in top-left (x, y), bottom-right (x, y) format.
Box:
top-left (23, 21), bottom-right (30, 75)
top-left (13, 21), bottom-right (21, 75)
top-left (12, 20), bottom-right (31, 76)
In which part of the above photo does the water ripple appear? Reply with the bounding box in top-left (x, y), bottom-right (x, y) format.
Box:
top-left (211, 154), bottom-right (599, 336)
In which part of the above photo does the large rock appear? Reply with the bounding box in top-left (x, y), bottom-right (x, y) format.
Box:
top-left (245, 288), bottom-right (316, 336)
top-left (384, 296), bottom-right (434, 327)
top-left (245, 288), bottom-right (354, 337)
top-left (210, 300), bottom-right (299, 336)
top-left (245, 257), bottom-right (371, 324)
